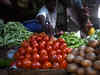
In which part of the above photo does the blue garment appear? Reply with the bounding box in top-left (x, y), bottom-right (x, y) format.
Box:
top-left (22, 19), bottom-right (42, 32)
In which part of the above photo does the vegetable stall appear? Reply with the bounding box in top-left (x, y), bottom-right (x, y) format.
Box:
top-left (0, 21), bottom-right (100, 75)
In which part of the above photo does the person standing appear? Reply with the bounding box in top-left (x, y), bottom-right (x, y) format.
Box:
top-left (36, 0), bottom-right (57, 36)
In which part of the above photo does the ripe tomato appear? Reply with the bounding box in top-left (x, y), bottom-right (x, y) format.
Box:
top-left (31, 35), bottom-right (37, 40)
top-left (51, 54), bottom-right (57, 62)
top-left (18, 47), bottom-right (25, 55)
top-left (39, 32), bottom-right (46, 36)
top-left (57, 55), bottom-right (64, 63)
top-left (40, 49), bottom-right (48, 56)
top-left (56, 49), bottom-right (62, 55)
top-left (22, 58), bottom-right (32, 69)
top-left (40, 55), bottom-right (48, 63)
top-left (63, 53), bottom-right (67, 59)
top-left (14, 52), bottom-right (20, 59)
top-left (18, 55), bottom-right (25, 60)
top-left (58, 38), bottom-right (65, 43)
top-left (32, 47), bottom-right (38, 54)
top-left (67, 48), bottom-right (72, 53)
top-left (32, 42), bottom-right (39, 48)
top-left (60, 43), bottom-right (67, 50)
top-left (39, 41), bottom-right (46, 49)
top-left (42, 61), bottom-right (52, 69)
top-left (31, 61), bottom-right (41, 69)
top-left (43, 35), bottom-right (49, 41)
top-left (21, 40), bottom-right (29, 48)
top-left (26, 46), bottom-right (32, 53)
top-left (47, 40), bottom-right (53, 46)
top-left (60, 60), bottom-right (67, 69)
top-left (50, 51), bottom-right (56, 56)
top-left (62, 48), bottom-right (68, 54)
top-left (52, 62), bottom-right (60, 69)
top-left (16, 60), bottom-right (22, 68)
top-left (25, 53), bottom-right (31, 59)
top-left (46, 45), bottom-right (52, 52)
top-left (53, 42), bottom-right (60, 50)
top-left (37, 36), bottom-right (42, 41)
top-left (32, 53), bottom-right (40, 61)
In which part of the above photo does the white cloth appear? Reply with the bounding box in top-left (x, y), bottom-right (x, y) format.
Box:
top-left (37, 6), bottom-right (57, 29)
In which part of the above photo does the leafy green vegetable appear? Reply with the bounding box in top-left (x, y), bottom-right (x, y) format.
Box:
top-left (0, 22), bottom-right (33, 47)
top-left (0, 58), bottom-right (14, 67)
top-left (60, 32), bottom-right (87, 48)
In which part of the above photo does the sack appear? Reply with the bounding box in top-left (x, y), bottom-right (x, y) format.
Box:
top-left (22, 19), bottom-right (42, 32)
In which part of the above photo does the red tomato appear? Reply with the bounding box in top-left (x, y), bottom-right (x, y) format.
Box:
top-left (32, 47), bottom-right (38, 54)
top-left (32, 53), bottom-right (40, 61)
top-left (31, 35), bottom-right (37, 40)
top-left (21, 40), bottom-right (29, 48)
top-left (39, 41), bottom-right (46, 49)
top-left (18, 55), bottom-right (25, 60)
top-left (63, 54), bottom-right (67, 59)
top-left (18, 47), bottom-right (25, 55)
top-left (57, 55), bottom-right (64, 63)
top-left (60, 60), bottom-right (67, 69)
top-left (52, 62), bottom-right (60, 69)
top-left (40, 49), bottom-right (48, 56)
top-left (62, 48), bottom-right (68, 54)
top-left (14, 52), bottom-right (20, 59)
top-left (22, 58), bottom-right (32, 69)
top-left (51, 54), bottom-right (57, 62)
top-left (31, 61), bottom-right (41, 69)
top-left (46, 45), bottom-right (52, 52)
top-left (47, 40), bottom-right (54, 46)
top-left (25, 53), bottom-right (31, 59)
top-left (42, 61), bottom-right (52, 69)
top-left (32, 40), bottom-right (38, 44)
top-left (58, 38), bottom-right (65, 43)
top-left (40, 32), bottom-right (46, 36)
top-left (50, 51), bottom-right (56, 56)
top-left (56, 49), bottom-right (62, 55)
top-left (26, 46), bottom-right (32, 53)
top-left (43, 35), bottom-right (49, 41)
top-left (40, 55), bottom-right (48, 63)
top-left (16, 60), bottom-right (22, 68)
top-left (60, 43), bottom-right (67, 49)
top-left (32, 42), bottom-right (39, 48)
top-left (37, 36), bottom-right (42, 41)
top-left (53, 42), bottom-right (60, 50)
top-left (67, 48), bottom-right (72, 53)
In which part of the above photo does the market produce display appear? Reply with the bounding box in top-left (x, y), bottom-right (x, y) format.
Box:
top-left (0, 20), bottom-right (4, 46)
top-left (66, 40), bottom-right (100, 75)
top-left (1, 22), bottom-right (33, 47)
top-left (0, 58), bottom-right (14, 68)
top-left (60, 32), bottom-right (87, 48)
top-left (13, 32), bottom-right (72, 69)
top-left (88, 29), bottom-right (100, 40)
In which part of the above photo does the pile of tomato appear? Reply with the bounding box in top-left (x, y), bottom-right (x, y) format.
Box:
top-left (14, 32), bottom-right (72, 69)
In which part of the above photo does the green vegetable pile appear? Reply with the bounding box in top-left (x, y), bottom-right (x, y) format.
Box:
top-left (88, 29), bottom-right (100, 40)
top-left (60, 32), bottom-right (87, 48)
top-left (0, 19), bottom-right (4, 46)
top-left (0, 58), bottom-right (14, 67)
top-left (0, 22), bottom-right (33, 47)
